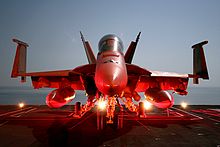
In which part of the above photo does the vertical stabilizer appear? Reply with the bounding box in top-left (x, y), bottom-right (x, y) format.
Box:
top-left (80, 32), bottom-right (96, 64)
top-left (11, 39), bottom-right (29, 82)
top-left (191, 40), bottom-right (209, 84)
top-left (124, 32), bottom-right (141, 64)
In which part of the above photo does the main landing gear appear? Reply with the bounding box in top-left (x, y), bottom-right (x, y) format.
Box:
top-left (72, 96), bottom-right (152, 130)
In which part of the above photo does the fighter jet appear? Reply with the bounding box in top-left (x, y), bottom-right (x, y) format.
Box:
top-left (11, 32), bottom-right (209, 124)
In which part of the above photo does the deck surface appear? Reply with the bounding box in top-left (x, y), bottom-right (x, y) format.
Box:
top-left (0, 105), bottom-right (220, 147)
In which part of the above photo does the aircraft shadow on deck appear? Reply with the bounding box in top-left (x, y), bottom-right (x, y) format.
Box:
top-left (27, 110), bottom-right (199, 147)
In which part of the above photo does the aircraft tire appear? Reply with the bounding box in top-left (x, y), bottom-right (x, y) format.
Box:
top-left (75, 102), bottom-right (81, 115)
top-left (138, 102), bottom-right (145, 118)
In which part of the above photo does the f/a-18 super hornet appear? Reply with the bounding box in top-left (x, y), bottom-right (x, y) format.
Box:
top-left (11, 32), bottom-right (209, 125)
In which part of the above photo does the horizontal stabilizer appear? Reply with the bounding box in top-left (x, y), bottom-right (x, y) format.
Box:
top-left (191, 40), bottom-right (209, 84)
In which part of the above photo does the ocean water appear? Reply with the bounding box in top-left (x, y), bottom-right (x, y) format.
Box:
top-left (174, 87), bottom-right (220, 105)
top-left (0, 86), bottom-right (88, 105)
top-left (0, 86), bottom-right (219, 105)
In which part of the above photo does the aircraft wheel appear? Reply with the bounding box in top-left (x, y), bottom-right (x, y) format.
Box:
top-left (138, 102), bottom-right (145, 118)
top-left (75, 102), bottom-right (81, 115)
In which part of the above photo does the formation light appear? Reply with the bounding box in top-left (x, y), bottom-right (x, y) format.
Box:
top-left (98, 99), bottom-right (106, 110)
top-left (181, 101), bottom-right (188, 109)
top-left (18, 102), bottom-right (25, 108)
top-left (143, 100), bottom-right (152, 110)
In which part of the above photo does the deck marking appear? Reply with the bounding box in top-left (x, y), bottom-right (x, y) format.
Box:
top-left (0, 121), bottom-right (8, 127)
top-left (10, 107), bottom-right (37, 117)
top-left (171, 107), bottom-right (203, 120)
top-left (69, 112), bottom-right (96, 130)
top-left (0, 107), bottom-right (33, 117)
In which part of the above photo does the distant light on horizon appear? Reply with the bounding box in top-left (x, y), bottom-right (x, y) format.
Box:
top-left (18, 102), bottom-right (25, 108)
top-left (181, 101), bottom-right (188, 109)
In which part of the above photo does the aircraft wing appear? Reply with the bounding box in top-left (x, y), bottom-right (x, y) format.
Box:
top-left (26, 64), bottom-right (96, 90)
top-left (134, 70), bottom-right (189, 95)
top-left (20, 70), bottom-right (73, 77)
top-left (128, 40), bottom-right (209, 95)
top-left (24, 69), bottom-right (81, 89)
top-left (126, 64), bottom-right (189, 95)
top-left (11, 38), bottom-right (97, 91)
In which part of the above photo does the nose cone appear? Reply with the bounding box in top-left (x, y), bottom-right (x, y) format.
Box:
top-left (103, 66), bottom-right (121, 86)
top-left (95, 63), bottom-right (127, 96)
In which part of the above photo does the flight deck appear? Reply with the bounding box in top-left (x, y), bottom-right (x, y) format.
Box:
top-left (0, 105), bottom-right (220, 146)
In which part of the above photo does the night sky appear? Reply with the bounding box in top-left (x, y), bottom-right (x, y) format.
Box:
top-left (0, 0), bottom-right (219, 87)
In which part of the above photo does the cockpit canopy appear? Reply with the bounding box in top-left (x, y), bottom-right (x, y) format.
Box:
top-left (98, 34), bottom-right (124, 53)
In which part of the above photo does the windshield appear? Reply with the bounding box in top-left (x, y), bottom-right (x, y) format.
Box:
top-left (98, 34), bottom-right (123, 53)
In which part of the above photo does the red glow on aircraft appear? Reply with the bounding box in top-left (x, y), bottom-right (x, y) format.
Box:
top-left (11, 32), bottom-right (209, 125)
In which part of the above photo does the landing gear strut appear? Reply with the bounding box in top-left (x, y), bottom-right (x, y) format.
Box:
top-left (97, 107), bottom-right (105, 130)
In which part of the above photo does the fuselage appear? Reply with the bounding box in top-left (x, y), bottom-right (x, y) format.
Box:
top-left (95, 34), bottom-right (128, 96)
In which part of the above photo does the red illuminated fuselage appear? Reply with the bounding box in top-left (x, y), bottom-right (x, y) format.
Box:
top-left (95, 51), bottom-right (127, 96)
top-left (95, 35), bottom-right (127, 96)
